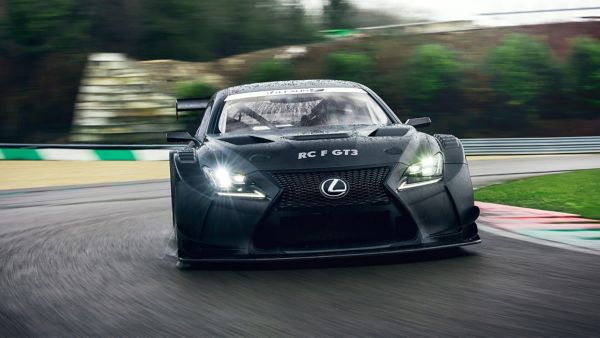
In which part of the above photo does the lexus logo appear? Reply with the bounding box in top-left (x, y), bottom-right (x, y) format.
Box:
top-left (319, 178), bottom-right (349, 199)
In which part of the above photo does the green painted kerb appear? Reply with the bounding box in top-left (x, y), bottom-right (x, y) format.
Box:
top-left (94, 149), bottom-right (136, 160)
top-left (1, 148), bottom-right (42, 160)
top-left (0, 148), bottom-right (154, 161)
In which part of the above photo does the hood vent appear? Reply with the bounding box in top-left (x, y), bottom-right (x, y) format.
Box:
top-left (286, 132), bottom-right (351, 141)
top-left (369, 126), bottom-right (410, 137)
top-left (218, 135), bottom-right (274, 146)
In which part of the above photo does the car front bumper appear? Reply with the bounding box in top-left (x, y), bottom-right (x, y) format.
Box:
top-left (174, 163), bottom-right (480, 261)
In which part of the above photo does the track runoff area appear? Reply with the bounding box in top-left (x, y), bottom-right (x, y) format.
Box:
top-left (2, 153), bottom-right (600, 254)
top-left (1, 154), bottom-right (600, 335)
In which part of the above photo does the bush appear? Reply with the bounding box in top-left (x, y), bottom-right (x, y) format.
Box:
top-left (403, 44), bottom-right (463, 114)
top-left (567, 37), bottom-right (600, 116)
top-left (325, 52), bottom-right (374, 83)
top-left (175, 81), bottom-right (218, 99)
top-left (487, 34), bottom-right (558, 113)
top-left (247, 60), bottom-right (295, 83)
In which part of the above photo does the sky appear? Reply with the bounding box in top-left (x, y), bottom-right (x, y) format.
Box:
top-left (302, 0), bottom-right (600, 25)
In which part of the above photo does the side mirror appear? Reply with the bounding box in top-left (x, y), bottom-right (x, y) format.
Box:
top-left (166, 131), bottom-right (201, 146)
top-left (405, 117), bottom-right (431, 128)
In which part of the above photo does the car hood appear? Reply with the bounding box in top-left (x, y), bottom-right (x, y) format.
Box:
top-left (200, 125), bottom-right (440, 172)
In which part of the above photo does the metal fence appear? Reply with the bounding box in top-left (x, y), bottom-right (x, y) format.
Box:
top-left (460, 136), bottom-right (600, 155)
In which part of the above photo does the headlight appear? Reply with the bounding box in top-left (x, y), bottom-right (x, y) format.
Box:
top-left (398, 153), bottom-right (443, 190)
top-left (203, 166), bottom-right (266, 199)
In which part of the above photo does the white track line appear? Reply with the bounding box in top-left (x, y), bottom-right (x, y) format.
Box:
top-left (478, 223), bottom-right (600, 256)
top-left (132, 149), bottom-right (169, 161)
top-left (37, 149), bottom-right (99, 161)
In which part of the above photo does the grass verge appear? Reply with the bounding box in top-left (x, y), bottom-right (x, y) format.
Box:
top-left (475, 169), bottom-right (600, 220)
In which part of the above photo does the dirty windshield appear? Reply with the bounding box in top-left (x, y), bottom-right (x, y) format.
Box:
top-left (218, 88), bottom-right (391, 134)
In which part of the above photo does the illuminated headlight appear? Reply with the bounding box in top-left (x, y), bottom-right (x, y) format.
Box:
top-left (203, 166), bottom-right (266, 199)
top-left (398, 153), bottom-right (443, 190)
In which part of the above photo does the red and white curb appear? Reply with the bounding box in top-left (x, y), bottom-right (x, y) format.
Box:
top-left (477, 201), bottom-right (600, 255)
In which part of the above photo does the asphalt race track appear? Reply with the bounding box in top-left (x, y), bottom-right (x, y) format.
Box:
top-left (1, 154), bottom-right (600, 336)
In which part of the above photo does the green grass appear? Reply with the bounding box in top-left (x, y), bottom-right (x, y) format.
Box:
top-left (475, 169), bottom-right (600, 220)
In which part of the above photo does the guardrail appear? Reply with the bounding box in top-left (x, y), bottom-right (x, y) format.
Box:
top-left (0, 143), bottom-right (178, 150)
top-left (1, 136), bottom-right (600, 160)
top-left (461, 136), bottom-right (600, 155)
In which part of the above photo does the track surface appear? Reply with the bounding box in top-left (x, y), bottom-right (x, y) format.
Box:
top-left (1, 154), bottom-right (600, 336)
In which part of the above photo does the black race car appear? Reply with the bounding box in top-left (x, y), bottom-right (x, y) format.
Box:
top-left (167, 80), bottom-right (480, 263)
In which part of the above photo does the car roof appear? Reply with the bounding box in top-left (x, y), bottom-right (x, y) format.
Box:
top-left (221, 79), bottom-right (362, 96)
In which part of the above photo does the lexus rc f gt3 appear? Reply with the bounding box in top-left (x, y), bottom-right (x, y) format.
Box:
top-left (167, 80), bottom-right (480, 263)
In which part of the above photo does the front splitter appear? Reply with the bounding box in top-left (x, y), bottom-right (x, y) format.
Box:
top-left (178, 236), bottom-right (481, 264)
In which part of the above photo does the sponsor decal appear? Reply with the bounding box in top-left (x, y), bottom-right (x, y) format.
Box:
top-left (225, 87), bottom-right (366, 101)
top-left (298, 149), bottom-right (358, 159)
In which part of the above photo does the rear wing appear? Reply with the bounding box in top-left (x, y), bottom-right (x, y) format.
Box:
top-left (175, 98), bottom-right (209, 120)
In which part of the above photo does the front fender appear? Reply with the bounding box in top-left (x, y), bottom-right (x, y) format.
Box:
top-left (434, 134), bottom-right (477, 226)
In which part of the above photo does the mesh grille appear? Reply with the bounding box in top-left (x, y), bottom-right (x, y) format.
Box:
top-left (272, 167), bottom-right (390, 209)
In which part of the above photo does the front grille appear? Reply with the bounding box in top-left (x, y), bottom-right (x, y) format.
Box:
top-left (271, 167), bottom-right (390, 209)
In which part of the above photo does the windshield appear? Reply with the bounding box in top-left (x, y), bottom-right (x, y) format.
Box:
top-left (217, 88), bottom-right (391, 134)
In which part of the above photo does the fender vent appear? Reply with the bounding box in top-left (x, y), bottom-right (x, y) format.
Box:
top-left (177, 151), bottom-right (196, 163)
top-left (435, 134), bottom-right (466, 163)
top-left (435, 134), bottom-right (460, 149)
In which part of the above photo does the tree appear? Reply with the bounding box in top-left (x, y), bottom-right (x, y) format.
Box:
top-left (133, 0), bottom-right (317, 61)
top-left (136, 0), bottom-right (213, 60)
top-left (403, 44), bottom-right (463, 114)
top-left (325, 52), bottom-right (374, 84)
top-left (322, 0), bottom-right (352, 29)
top-left (2, 0), bottom-right (90, 56)
top-left (274, 1), bottom-right (317, 45)
top-left (87, 0), bottom-right (141, 54)
top-left (175, 81), bottom-right (218, 99)
top-left (568, 37), bottom-right (600, 116)
top-left (247, 60), bottom-right (294, 82)
top-left (487, 34), bottom-right (558, 114)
